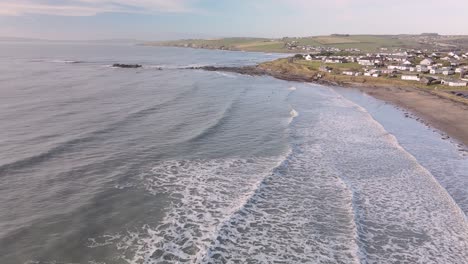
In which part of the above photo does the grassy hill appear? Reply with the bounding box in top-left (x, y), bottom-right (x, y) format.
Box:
top-left (145, 35), bottom-right (468, 53)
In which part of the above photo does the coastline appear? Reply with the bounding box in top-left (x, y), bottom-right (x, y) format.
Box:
top-left (192, 65), bottom-right (468, 147)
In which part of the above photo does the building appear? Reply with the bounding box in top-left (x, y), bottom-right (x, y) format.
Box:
top-left (304, 54), bottom-right (313, 61)
top-left (416, 65), bottom-right (429, 73)
top-left (420, 76), bottom-right (438, 85)
top-left (324, 57), bottom-right (347, 64)
top-left (430, 68), bottom-right (443, 74)
top-left (342, 71), bottom-right (359, 76)
top-left (442, 80), bottom-right (468, 87)
top-left (402, 74), bottom-right (421, 81)
top-left (358, 57), bottom-right (382, 66)
top-left (442, 69), bottom-right (455, 76)
top-left (420, 58), bottom-right (434, 66)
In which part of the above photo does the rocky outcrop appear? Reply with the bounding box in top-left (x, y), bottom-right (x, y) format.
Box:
top-left (112, 64), bottom-right (142, 68)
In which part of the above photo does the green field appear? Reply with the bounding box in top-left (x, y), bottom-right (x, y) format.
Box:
top-left (146, 35), bottom-right (468, 53)
top-left (296, 61), bottom-right (363, 71)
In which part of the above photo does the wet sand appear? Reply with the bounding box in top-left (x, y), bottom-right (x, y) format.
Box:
top-left (354, 84), bottom-right (468, 146)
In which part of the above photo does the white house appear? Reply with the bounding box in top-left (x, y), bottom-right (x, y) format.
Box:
top-left (416, 65), bottom-right (429, 73)
top-left (402, 75), bottom-right (421, 81)
top-left (343, 71), bottom-right (362, 76)
top-left (304, 54), bottom-right (313, 61)
top-left (430, 68), bottom-right (443, 74)
top-left (358, 59), bottom-right (374, 66)
top-left (403, 60), bottom-right (413, 66)
top-left (442, 80), bottom-right (467, 87)
top-left (442, 67), bottom-right (455, 75)
top-left (324, 57), bottom-right (347, 64)
top-left (420, 58), bottom-right (434, 66)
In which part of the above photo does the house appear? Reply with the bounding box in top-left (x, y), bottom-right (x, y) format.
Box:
top-left (358, 58), bottom-right (374, 66)
top-left (324, 57), bottom-right (347, 64)
top-left (342, 71), bottom-right (361, 76)
top-left (429, 52), bottom-right (440, 58)
top-left (304, 54), bottom-right (313, 61)
top-left (402, 74), bottom-right (421, 81)
top-left (442, 69), bottom-right (455, 76)
top-left (416, 65), bottom-right (429, 73)
top-left (442, 80), bottom-right (468, 87)
top-left (420, 76), bottom-right (438, 85)
top-left (420, 58), bottom-right (434, 66)
top-left (450, 60), bottom-right (460, 67)
top-left (402, 60), bottom-right (413, 66)
top-left (430, 68), bottom-right (443, 74)
top-left (381, 69), bottom-right (397, 74)
top-left (358, 57), bottom-right (382, 66)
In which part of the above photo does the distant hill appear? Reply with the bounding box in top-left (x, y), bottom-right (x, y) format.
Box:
top-left (146, 34), bottom-right (468, 53)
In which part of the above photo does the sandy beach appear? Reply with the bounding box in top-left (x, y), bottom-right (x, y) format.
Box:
top-left (354, 84), bottom-right (468, 146)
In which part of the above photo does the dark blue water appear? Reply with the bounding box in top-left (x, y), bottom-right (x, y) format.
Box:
top-left (0, 43), bottom-right (467, 264)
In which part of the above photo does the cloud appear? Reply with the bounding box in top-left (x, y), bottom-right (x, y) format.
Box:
top-left (0, 0), bottom-right (195, 16)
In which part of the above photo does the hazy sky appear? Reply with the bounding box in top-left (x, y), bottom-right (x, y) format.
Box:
top-left (1, 0), bottom-right (467, 40)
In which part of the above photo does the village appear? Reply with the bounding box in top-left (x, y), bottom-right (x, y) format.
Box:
top-left (297, 47), bottom-right (468, 87)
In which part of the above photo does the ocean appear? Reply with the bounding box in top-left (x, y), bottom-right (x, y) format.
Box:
top-left (0, 42), bottom-right (467, 264)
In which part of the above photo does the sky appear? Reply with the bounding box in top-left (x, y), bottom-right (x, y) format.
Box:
top-left (0, 0), bottom-right (467, 40)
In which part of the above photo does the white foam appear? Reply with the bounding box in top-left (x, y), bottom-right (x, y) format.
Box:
top-left (90, 155), bottom-right (288, 263)
top-left (309, 87), bottom-right (468, 262)
top-left (214, 71), bottom-right (237, 78)
top-left (288, 86), bottom-right (297, 91)
top-left (288, 108), bottom-right (299, 124)
top-left (50, 59), bottom-right (81, 64)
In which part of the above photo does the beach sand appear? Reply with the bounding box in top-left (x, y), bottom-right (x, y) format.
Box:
top-left (355, 84), bottom-right (468, 146)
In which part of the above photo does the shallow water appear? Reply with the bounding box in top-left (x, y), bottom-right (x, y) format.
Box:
top-left (0, 43), bottom-right (467, 263)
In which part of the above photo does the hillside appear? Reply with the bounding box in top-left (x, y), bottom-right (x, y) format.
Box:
top-left (145, 34), bottom-right (468, 53)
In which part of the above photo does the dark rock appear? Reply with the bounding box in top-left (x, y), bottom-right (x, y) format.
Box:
top-left (112, 63), bottom-right (142, 68)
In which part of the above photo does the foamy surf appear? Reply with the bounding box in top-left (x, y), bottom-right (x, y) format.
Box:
top-left (289, 108), bottom-right (299, 124)
top-left (89, 155), bottom-right (289, 263)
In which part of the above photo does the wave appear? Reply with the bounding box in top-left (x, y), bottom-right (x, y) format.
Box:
top-left (321, 87), bottom-right (468, 262)
top-left (88, 153), bottom-right (290, 263)
top-left (214, 71), bottom-right (238, 78)
top-left (182, 88), bottom-right (247, 144)
top-left (0, 84), bottom-right (201, 176)
top-left (50, 59), bottom-right (84, 64)
top-left (29, 59), bottom-right (84, 64)
top-left (288, 108), bottom-right (299, 124)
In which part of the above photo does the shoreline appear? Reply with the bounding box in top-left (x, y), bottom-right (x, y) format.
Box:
top-left (192, 65), bottom-right (468, 147)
